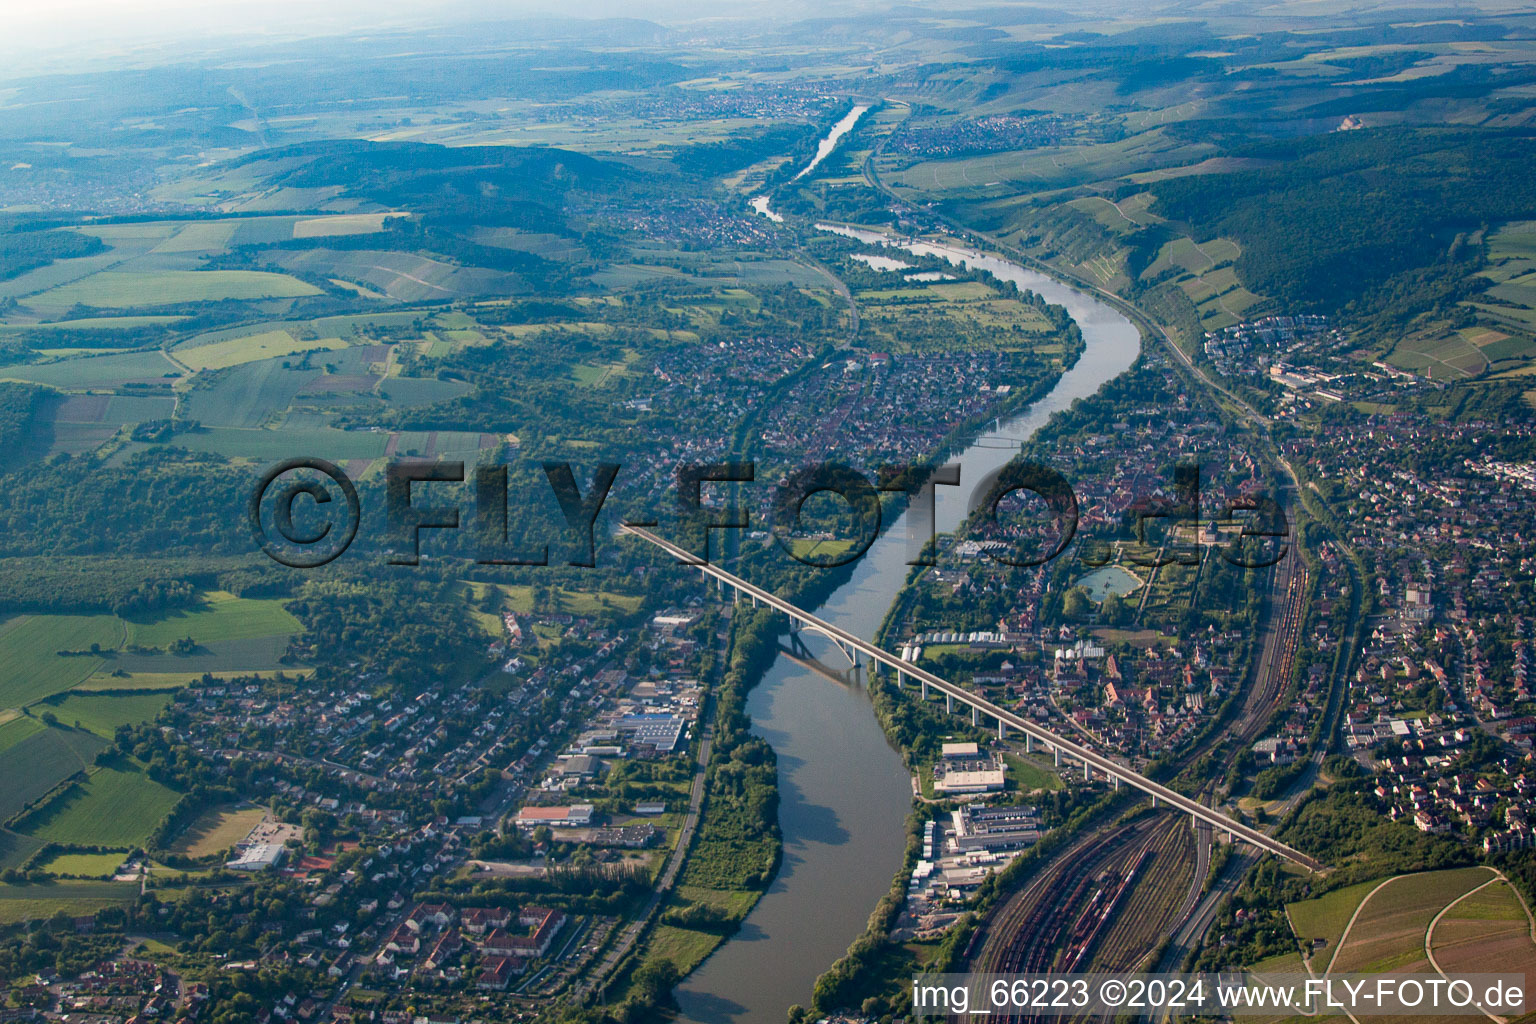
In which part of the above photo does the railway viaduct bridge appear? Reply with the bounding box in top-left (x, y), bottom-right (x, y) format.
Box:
top-left (622, 524), bottom-right (1323, 873)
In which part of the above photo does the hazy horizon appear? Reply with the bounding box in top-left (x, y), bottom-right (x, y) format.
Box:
top-left (0, 0), bottom-right (899, 75)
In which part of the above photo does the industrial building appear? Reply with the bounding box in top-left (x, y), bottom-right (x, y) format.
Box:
top-left (949, 804), bottom-right (1042, 852)
top-left (226, 843), bottom-right (286, 871)
top-left (932, 741), bottom-right (1007, 794)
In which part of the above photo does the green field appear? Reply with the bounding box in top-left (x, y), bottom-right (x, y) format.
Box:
top-left (172, 425), bottom-right (390, 460)
top-left (0, 350), bottom-right (182, 389)
top-left (0, 595), bottom-right (299, 711)
top-left (1324, 867), bottom-right (1494, 973)
top-left (461, 581), bottom-right (644, 621)
top-left (39, 850), bottom-right (129, 878)
top-left (75, 670), bottom-right (302, 690)
top-left (638, 924), bottom-right (721, 975)
top-left (885, 128), bottom-right (1213, 198)
top-left (0, 726), bottom-right (107, 822)
top-left (1285, 877), bottom-right (1381, 957)
top-left (25, 315), bottom-right (187, 330)
top-left (0, 880), bottom-right (138, 924)
top-left (19, 762), bottom-right (180, 847)
top-left (177, 330), bottom-right (346, 372)
top-left (32, 270), bottom-right (321, 310)
top-left (0, 614), bottom-right (124, 708)
top-left (150, 221), bottom-right (238, 253)
top-left (0, 715), bottom-right (45, 753)
top-left (38, 691), bottom-right (174, 737)
top-left (1004, 754), bottom-right (1065, 792)
top-left (124, 591), bottom-right (300, 648)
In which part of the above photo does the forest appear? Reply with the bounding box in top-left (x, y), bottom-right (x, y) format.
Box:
top-left (1148, 128), bottom-right (1536, 314)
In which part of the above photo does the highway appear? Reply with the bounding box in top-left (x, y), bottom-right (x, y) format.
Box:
top-left (620, 524), bottom-right (1323, 873)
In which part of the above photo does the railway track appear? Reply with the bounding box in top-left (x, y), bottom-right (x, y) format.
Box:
top-left (970, 550), bottom-right (1310, 1001)
top-left (969, 814), bottom-right (1194, 1023)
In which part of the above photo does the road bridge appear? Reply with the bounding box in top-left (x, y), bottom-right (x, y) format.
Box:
top-left (622, 524), bottom-right (1323, 873)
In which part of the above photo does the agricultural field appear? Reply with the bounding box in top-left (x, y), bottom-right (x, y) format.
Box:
top-left (1427, 875), bottom-right (1536, 981)
top-left (1386, 324), bottom-right (1494, 380)
top-left (0, 725), bottom-right (108, 822)
top-left (18, 761), bottom-right (181, 847)
top-left (123, 591), bottom-right (300, 648)
top-left (74, 669), bottom-right (304, 690)
top-left (291, 212), bottom-right (403, 238)
top-left (0, 594), bottom-right (301, 712)
top-left (881, 127), bottom-right (1214, 201)
top-left (35, 691), bottom-right (175, 738)
top-left (273, 249), bottom-right (522, 302)
top-left (0, 350), bottom-right (182, 389)
top-left (175, 330), bottom-right (347, 372)
top-left (1285, 877), bottom-right (1382, 962)
top-left (19, 315), bottom-right (186, 331)
top-left (0, 880), bottom-right (139, 924)
top-left (0, 614), bottom-right (126, 708)
top-left (27, 270), bottom-right (321, 311)
top-left (1309, 867), bottom-right (1496, 975)
top-left (168, 805), bottom-right (266, 858)
top-left (849, 272), bottom-right (1058, 354)
top-left (52, 395), bottom-right (177, 430)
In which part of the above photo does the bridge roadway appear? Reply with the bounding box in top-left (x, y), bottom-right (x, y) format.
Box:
top-left (621, 524), bottom-right (1323, 873)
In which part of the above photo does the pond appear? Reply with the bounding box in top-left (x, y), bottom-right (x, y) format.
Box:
top-left (1074, 564), bottom-right (1146, 602)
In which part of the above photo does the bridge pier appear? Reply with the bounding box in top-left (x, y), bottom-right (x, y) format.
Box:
top-left (920, 680), bottom-right (928, 701)
top-left (1085, 762), bottom-right (1092, 782)
top-left (1024, 734), bottom-right (1031, 754)
top-left (1151, 794), bottom-right (1157, 808)
top-left (998, 720), bottom-right (1006, 740)
top-left (1054, 747), bottom-right (1061, 767)
top-left (1113, 776), bottom-right (1120, 791)
top-left (945, 694), bottom-right (953, 714)
top-left (971, 707), bottom-right (979, 727)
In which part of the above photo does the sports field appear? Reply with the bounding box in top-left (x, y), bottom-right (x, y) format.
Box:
top-left (168, 805), bottom-right (266, 858)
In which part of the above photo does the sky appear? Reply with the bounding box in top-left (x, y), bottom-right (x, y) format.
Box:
top-left (0, 0), bottom-right (846, 67)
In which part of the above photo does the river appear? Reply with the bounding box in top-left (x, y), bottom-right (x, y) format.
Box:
top-left (748, 105), bottom-right (871, 220)
top-left (674, 220), bottom-right (1142, 1023)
